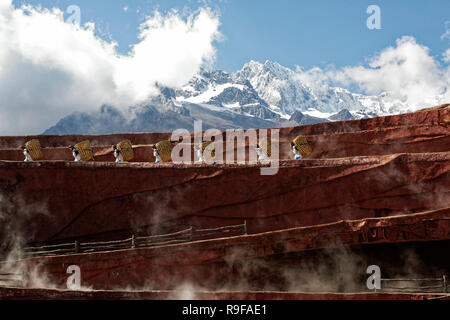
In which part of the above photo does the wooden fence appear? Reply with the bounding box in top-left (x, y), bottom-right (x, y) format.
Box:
top-left (0, 272), bottom-right (23, 287)
top-left (377, 276), bottom-right (448, 293)
top-left (20, 221), bottom-right (247, 258)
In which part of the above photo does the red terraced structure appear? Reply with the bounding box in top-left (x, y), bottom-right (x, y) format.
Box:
top-left (0, 104), bottom-right (449, 299)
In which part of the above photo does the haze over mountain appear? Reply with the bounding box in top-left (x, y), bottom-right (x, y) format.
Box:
top-left (43, 60), bottom-right (428, 134)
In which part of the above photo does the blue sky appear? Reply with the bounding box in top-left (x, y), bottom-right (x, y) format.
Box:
top-left (12, 0), bottom-right (450, 72)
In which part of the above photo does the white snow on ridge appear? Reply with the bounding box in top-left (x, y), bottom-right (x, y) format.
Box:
top-left (350, 110), bottom-right (370, 119)
top-left (268, 105), bottom-right (290, 119)
top-left (223, 102), bottom-right (241, 109)
top-left (302, 108), bottom-right (334, 119)
top-left (175, 60), bottom-right (425, 122)
top-left (177, 83), bottom-right (245, 104)
top-left (172, 99), bottom-right (183, 107)
top-left (235, 60), bottom-right (420, 117)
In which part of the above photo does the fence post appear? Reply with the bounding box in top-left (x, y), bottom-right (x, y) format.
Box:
top-left (131, 234), bottom-right (136, 249)
top-left (444, 275), bottom-right (448, 293)
top-left (189, 227), bottom-right (193, 241)
top-left (244, 220), bottom-right (247, 235)
top-left (21, 270), bottom-right (25, 287)
top-left (74, 241), bottom-right (79, 253)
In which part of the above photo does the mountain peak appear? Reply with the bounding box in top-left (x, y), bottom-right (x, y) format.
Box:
top-left (43, 59), bottom-right (414, 135)
top-left (240, 60), bottom-right (290, 77)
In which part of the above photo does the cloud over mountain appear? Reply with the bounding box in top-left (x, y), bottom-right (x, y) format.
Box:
top-left (0, 1), bottom-right (221, 135)
top-left (295, 36), bottom-right (450, 113)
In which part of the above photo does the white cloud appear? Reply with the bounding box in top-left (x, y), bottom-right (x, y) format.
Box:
top-left (123, 6), bottom-right (128, 12)
top-left (441, 21), bottom-right (450, 41)
top-left (295, 36), bottom-right (450, 112)
top-left (0, 1), bottom-right (221, 135)
top-left (443, 49), bottom-right (450, 63)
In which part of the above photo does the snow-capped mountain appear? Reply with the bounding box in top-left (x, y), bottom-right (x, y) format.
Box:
top-left (43, 60), bottom-right (413, 135)
top-left (174, 70), bottom-right (280, 120)
top-left (235, 60), bottom-right (398, 118)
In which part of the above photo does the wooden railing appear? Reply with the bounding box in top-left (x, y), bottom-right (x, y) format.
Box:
top-left (378, 276), bottom-right (448, 293)
top-left (21, 221), bottom-right (247, 258)
top-left (0, 272), bottom-right (24, 287)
